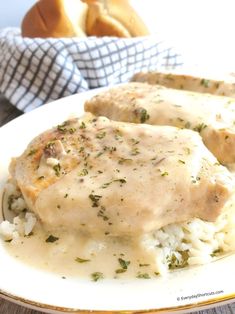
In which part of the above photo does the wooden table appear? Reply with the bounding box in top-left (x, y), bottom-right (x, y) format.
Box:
top-left (0, 94), bottom-right (235, 314)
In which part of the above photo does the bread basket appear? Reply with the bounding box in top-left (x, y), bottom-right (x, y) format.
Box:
top-left (0, 28), bottom-right (183, 112)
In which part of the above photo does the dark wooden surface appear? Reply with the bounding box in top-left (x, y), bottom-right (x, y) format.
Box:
top-left (0, 95), bottom-right (235, 314)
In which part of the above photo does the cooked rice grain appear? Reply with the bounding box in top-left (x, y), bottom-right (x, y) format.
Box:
top-left (141, 199), bottom-right (235, 274)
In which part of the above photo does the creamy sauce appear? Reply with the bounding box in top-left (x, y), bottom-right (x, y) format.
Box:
top-left (132, 72), bottom-right (235, 98)
top-left (5, 222), bottom-right (158, 280)
top-left (3, 114), bottom-right (235, 281)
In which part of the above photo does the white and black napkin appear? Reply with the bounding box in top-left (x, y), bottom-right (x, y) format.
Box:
top-left (0, 28), bottom-right (183, 112)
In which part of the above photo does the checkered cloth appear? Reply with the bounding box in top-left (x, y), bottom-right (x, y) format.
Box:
top-left (0, 28), bottom-right (183, 112)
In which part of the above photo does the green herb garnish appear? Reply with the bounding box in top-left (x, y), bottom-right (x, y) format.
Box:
top-left (115, 269), bottom-right (127, 274)
top-left (46, 235), bottom-right (59, 243)
top-left (78, 169), bottom-right (88, 176)
top-left (28, 148), bottom-right (38, 156)
top-left (136, 272), bottom-right (151, 279)
top-left (140, 109), bottom-right (150, 123)
top-left (118, 258), bottom-right (130, 270)
top-left (193, 123), bottom-right (207, 133)
top-left (79, 121), bottom-right (86, 129)
top-left (114, 179), bottom-right (126, 184)
top-left (101, 179), bottom-right (126, 189)
top-left (89, 194), bottom-right (102, 207)
top-left (75, 257), bottom-right (90, 263)
top-left (184, 122), bottom-right (191, 129)
top-left (131, 147), bottom-right (140, 156)
top-left (131, 138), bottom-right (140, 145)
top-left (97, 207), bottom-right (109, 221)
top-left (200, 79), bottom-right (210, 87)
top-left (57, 122), bottom-right (68, 133)
top-left (69, 127), bottom-right (76, 134)
top-left (91, 272), bottom-right (104, 282)
top-left (96, 132), bottom-right (106, 139)
top-left (53, 163), bottom-right (61, 176)
top-left (118, 158), bottom-right (133, 164)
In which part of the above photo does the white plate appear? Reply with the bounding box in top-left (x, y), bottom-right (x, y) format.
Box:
top-left (0, 89), bottom-right (235, 314)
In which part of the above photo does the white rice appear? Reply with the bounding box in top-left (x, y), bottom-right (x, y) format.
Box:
top-left (0, 212), bottom-right (37, 241)
top-left (0, 182), bottom-right (37, 241)
top-left (141, 197), bottom-right (235, 275)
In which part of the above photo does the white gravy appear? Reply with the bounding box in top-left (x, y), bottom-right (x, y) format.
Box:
top-left (5, 222), bottom-right (158, 280)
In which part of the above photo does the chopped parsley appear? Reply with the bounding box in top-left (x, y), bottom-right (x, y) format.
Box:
top-left (97, 207), bottom-right (109, 221)
top-left (78, 169), bottom-right (88, 176)
top-left (140, 109), bottom-right (150, 123)
top-left (118, 158), bottom-right (133, 164)
top-left (131, 138), bottom-right (140, 145)
top-left (75, 257), bottom-right (90, 263)
top-left (57, 121), bottom-right (76, 133)
top-left (211, 249), bottom-right (222, 257)
top-left (79, 121), bottom-right (86, 129)
top-left (177, 117), bottom-right (184, 122)
top-left (46, 235), bottom-right (59, 243)
top-left (101, 179), bottom-right (126, 189)
top-left (185, 147), bottom-right (191, 155)
top-left (89, 194), bottom-right (102, 207)
top-left (101, 181), bottom-right (113, 189)
top-left (191, 176), bottom-right (201, 184)
top-left (114, 179), bottom-right (126, 184)
top-left (96, 131), bottom-right (106, 139)
top-left (184, 121), bottom-right (191, 129)
top-left (193, 123), bottom-right (207, 133)
top-left (57, 122), bottom-right (68, 133)
top-left (45, 141), bottom-right (55, 149)
top-left (53, 163), bottom-right (61, 176)
top-left (136, 272), bottom-right (151, 279)
top-left (95, 151), bottom-right (104, 158)
top-left (131, 147), bottom-right (140, 156)
top-left (200, 79), bottom-right (210, 88)
top-left (118, 258), bottom-right (130, 270)
top-left (27, 148), bottom-right (38, 156)
top-left (68, 127), bottom-right (76, 134)
top-left (115, 269), bottom-right (127, 274)
top-left (91, 272), bottom-right (104, 282)
top-left (161, 171), bottom-right (169, 177)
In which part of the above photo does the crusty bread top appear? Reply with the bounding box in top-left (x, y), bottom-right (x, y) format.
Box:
top-left (84, 0), bottom-right (150, 37)
top-left (21, 0), bottom-right (86, 38)
top-left (21, 0), bottom-right (149, 38)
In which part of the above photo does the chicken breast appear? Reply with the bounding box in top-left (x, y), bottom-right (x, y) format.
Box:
top-left (85, 82), bottom-right (235, 165)
top-left (9, 115), bottom-right (234, 236)
top-left (132, 72), bottom-right (235, 97)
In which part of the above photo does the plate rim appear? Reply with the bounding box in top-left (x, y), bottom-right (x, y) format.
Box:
top-left (1, 288), bottom-right (235, 314)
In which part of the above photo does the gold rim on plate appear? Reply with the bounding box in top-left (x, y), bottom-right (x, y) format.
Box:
top-left (0, 289), bottom-right (235, 314)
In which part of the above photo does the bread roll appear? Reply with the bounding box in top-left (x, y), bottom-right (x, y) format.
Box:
top-left (21, 0), bottom-right (149, 38)
top-left (21, 0), bottom-right (87, 38)
top-left (83, 0), bottom-right (150, 37)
